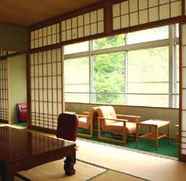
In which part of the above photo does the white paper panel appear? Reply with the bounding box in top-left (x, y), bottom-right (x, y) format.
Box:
top-left (182, 137), bottom-right (186, 143)
top-left (61, 8), bottom-right (104, 42)
top-left (130, 12), bottom-right (138, 26)
top-left (98, 22), bottom-right (104, 33)
top-left (121, 15), bottom-right (129, 28)
top-left (121, 1), bottom-right (129, 15)
top-left (182, 143), bottom-right (186, 149)
top-left (171, 1), bottom-right (181, 17)
top-left (182, 46), bottom-right (186, 67)
top-left (139, 10), bottom-right (148, 24)
top-left (149, 7), bottom-right (159, 22)
top-left (160, 0), bottom-right (169, 4)
top-left (160, 4), bottom-right (170, 20)
top-left (97, 9), bottom-right (104, 21)
top-left (149, 0), bottom-right (158, 7)
top-left (129, 0), bottom-right (138, 12)
top-left (112, 0), bottom-right (182, 31)
top-left (182, 25), bottom-right (186, 45)
top-left (182, 131), bottom-right (186, 137)
top-left (182, 68), bottom-right (186, 88)
top-left (90, 11), bottom-right (97, 23)
top-left (182, 111), bottom-right (186, 130)
top-left (181, 149), bottom-right (186, 154)
top-left (30, 48), bottom-right (63, 130)
top-left (182, 90), bottom-right (186, 109)
top-left (113, 17), bottom-right (121, 30)
top-left (113, 4), bottom-right (120, 17)
top-left (139, 0), bottom-right (148, 10)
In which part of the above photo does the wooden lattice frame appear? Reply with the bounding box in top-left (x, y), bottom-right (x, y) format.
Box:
top-left (112, 0), bottom-right (182, 30)
top-left (30, 48), bottom-right (63, 130)
top-left (0, 59), bottom-right (8, 122)
top-left (28, 0), bottom-right (186, 161)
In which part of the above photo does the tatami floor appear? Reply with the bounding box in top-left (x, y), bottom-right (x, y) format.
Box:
top-left (77, 138), bottom-right (186, 181)
top-left (0, 124), bottom-right (186, 181)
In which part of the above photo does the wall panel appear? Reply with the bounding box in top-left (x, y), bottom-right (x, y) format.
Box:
top-left (30, 48), bottom-right (63, 130)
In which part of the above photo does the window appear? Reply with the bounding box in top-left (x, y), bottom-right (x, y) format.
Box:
top-left (64, 41), bottom-right (89, 55)
top-left (93, 34), bottom-right (126, 50)
top-left (64, 57), bottom-right (90, 103)
top-left (64, 25), bottom-right (179, 108)
top-left (126, 26), bottom-right (169, 44)
top-left (127, 47), bottom-right (169, 107)
top-left (92, 52), bottom-right (126, 104)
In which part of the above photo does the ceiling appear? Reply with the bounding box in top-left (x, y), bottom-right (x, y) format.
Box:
top-left (0, 0), bottom-right (102, 27)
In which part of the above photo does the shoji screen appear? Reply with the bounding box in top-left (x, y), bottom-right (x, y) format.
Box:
top-left (0, 49), bottom-right (7, 57)
top-left (61, 8), bottom-right (104, 42)
top-left (30, 48), bottom-right (63, 130)
top-left (181, 24), bottom-right (186, 157)
top-left (30, 8), bottom-right (104, 49)
top-left (31, 23), bottom-right (60, 49)
top-left (0, 59), bottom-right (8, 122)
top-left (112, 0), bottom-right (182, 30)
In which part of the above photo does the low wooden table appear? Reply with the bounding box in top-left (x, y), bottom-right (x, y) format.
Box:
top-left (0, 126), bottom-right (76, 181)
top-left (136, 120), bottom-right (170, 148)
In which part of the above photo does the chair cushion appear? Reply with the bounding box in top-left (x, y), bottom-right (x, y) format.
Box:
top-left (103, 122), bottom-right (136, 134)
top-left (126, 122), bottom-right (136, 134)
top-left (79, 117), bottom-right (87, 123)
top-left (96, 106), bottom-right (117, 125)
top-left (78, 107), bottom-right (98, 129)
top-left (97, 106), bottom-right (117, 119)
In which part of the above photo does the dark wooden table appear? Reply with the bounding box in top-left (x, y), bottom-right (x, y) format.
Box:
top-left (0, 126), bottom-right (76, 181)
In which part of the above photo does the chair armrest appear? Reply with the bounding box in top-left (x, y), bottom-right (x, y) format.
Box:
top-left (77, 114), bottom-right (89, 118)
top-left (82, 111), bottom-right (89, 115)
top-left (98, 116), bottom-right (128, 123)
top-left (116, 114), bottom-right (141, 122)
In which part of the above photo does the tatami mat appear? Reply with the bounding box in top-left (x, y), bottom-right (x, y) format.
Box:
top-left (15, 160), bottom-right (105, 181)
top-left (91, 170), bottom-right (146, 181)
top-left (1, 127), bottom-right (186, 181)
top-left (77, 138), bottom-right (186, 181)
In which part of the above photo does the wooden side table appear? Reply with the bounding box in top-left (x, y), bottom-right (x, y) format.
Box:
top-left (136, 120), bottom-right (170, 148)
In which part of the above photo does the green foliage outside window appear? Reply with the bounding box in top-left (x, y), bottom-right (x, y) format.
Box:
top-left (93, 35), bottom-right (126, 104)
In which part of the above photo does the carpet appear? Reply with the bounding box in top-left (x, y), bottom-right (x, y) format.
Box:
top-left (13, 122), bottom-right (27, 128)
top-left (78, 129), bottom-right (178, 157)
top-left (127, 138), bottom-right (177, 158)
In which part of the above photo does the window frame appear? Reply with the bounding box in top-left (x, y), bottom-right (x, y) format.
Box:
top-left (64, 25), bottom-right (179, 108)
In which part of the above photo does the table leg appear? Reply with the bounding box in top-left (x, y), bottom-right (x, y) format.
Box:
top-left (0, 162), bottom-right (14, 181)
top-left (136, 123), bottom-right (140, 148)
top-left (155, 126), bottom-right (159, 148)
top-left (167, 124), bottom-right (170, 144)
top-left (64, 150), bottom-right (76, 176)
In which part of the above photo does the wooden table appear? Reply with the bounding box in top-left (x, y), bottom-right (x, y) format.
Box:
top-left (136, 120), bottom-right (170, 148)
top-left (0, 126), bottom-right (76, 181)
